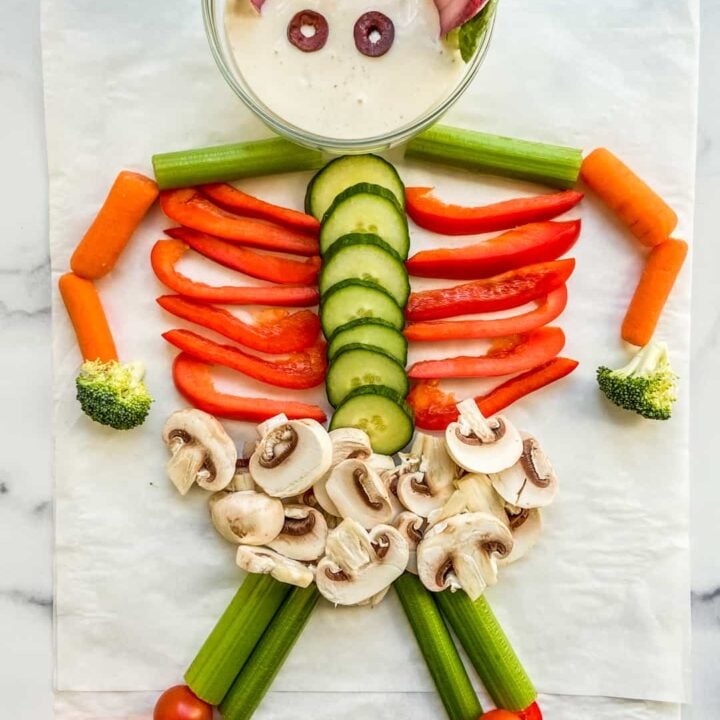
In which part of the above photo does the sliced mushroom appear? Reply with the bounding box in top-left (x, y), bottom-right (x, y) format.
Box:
top-left (163, 409), bottom-right (237, 495)
top-left (257, 413), bottom-right (289, 437)
top-left (368, 454), bottom-right (396, 473)
top-left (445, 400), bottom-right (523, 475)
top-left (312, 473), bottom-right (341, 517)
top-left (209, 490), bottom-right (285, 545)
top-left (396, 433), bottom-right (456, 517)
top-left (250, 418), bottom-right (332, 498)
top-left (357, 586), bottom-right (390, 607)
top-left (316, 519), bottom-right (409, 605)
top-left (326, 459), bottom-right (394, 528)
top-left (499, 505), bottom-right (543, 565)
top-left (380, 467), bottom-right (405, 520)
top-left (393, 511), bottom-right (428, 574)
top-left (267, 504), bottom-right (328, 561)
top-left (328, 427), bottom-right (373, 464)
top-left (490, 433), bottom-right (558, 509)
top-left (426, 489), bottom-right (468, 528)
top-left (416, 512), bottom-right (513, 601)
top-left (236, 546), bottom-right (314, 588)
top-left (456, 474), bottom-right (543, 564)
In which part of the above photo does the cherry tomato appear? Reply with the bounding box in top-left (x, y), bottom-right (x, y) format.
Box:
top-left (480, 711), bottom-right (520, 720)
top-left (517, 701), bottom-right (543, 720)
top-left (153, 685), bottom-right (213, 720)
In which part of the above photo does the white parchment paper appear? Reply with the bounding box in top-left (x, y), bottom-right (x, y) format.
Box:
top-left (44, 0), bottom-right (698, 712)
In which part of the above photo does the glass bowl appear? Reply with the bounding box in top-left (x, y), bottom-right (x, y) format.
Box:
top-left (202, 0), bottom-right (496, 154)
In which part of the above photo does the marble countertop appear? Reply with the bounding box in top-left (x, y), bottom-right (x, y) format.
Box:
top-left (0, 0), bottom-right (717, 717)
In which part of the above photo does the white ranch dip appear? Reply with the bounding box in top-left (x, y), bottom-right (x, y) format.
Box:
top-left (224, 0), bottom-right (464, 139)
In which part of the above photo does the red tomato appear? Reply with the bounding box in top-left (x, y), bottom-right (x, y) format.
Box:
top-left (479, 711), bottom-right (520, 720)
top-left (517, 701), bottom-right (543, 720)
top-left (153, 685), bottom-right (213, 720)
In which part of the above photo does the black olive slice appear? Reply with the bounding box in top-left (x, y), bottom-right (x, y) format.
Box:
top-left (287, 10), bottom-right (329, 53)
top-left (354, 11), bottom-right (395, 58)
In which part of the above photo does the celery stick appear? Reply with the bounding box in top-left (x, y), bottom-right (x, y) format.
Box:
top-left (152, 137), bottom-right (326, 190)
top-left (436, 590), bottom-right (536, 712)
top-left (395, 574), bottom-right (483, 720)
top-left (184, 574), bottom-right (291, 705)
top-left (405, 125), bottom-right (583, 189)
top-left (220, 585), bottom-right (320, 720)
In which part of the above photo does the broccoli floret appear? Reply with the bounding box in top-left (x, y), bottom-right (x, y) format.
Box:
top-left (76, 360), bottom-right (153, 430)
top-left (597, 341), bottom-right (678, 420)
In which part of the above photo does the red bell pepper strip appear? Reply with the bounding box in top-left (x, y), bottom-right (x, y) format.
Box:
top-left (165, 227), bottom-right (321, 286)
top-left (404, 286), bottom-right (567, 342)
top-left (408, 327), bottom-right (565, 380)
top-left (406, 220), bottom-right (581, 280)
top-left (201, 183), bottom-right (320, 235)
top-left (157, 296), bottom-right (320, 354)
top-left (408, 357), bottom-right (579, 430)
top-left (406, 259), bottom-right (575, 322)
top-left (405, 187), bottom-right (583, 236)
top-left (517, 702), bottom-right (543, 720)
top-left (160, 188), bottom-right (319, 256)
top-left (172, 353), bottom-right (327, 423)
top-left (151, 239), bottom-right (319, 307)
top-left (163, 329), bottom-right (326, 390)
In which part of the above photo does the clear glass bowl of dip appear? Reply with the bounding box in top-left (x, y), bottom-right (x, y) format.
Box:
top-left (202, 0), bottom-right (496, 154)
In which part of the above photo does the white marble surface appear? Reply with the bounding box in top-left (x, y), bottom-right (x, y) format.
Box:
top-left (0, 0), bottom-right (718, 718)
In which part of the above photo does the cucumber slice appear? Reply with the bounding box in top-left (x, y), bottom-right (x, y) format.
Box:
top-left (330, 385), bottom-right (414, 455)
top-left (320, 184), bottom-right (410, 260)
top-left (305, 154), bottom-right (406, 219)
top-left (328, 319), bottom-right (408, 365)
top-left (326, 344), bottom-right (409, 407)
top-left (320, 279), bottom-right (404, 338)
top-left (320, 234), bottom-right (410, 307)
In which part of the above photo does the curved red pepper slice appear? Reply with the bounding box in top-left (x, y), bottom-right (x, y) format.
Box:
top-left (165, 227), bottom-right (321, 286)
top-left (408, 327), bottom-right (565, 380)
top-left (517, 702), bottom-right (543, 720)
top-left (173, 354), bottom-right (327, 423)
top-left (157, 296), bottom-right (320, 354)
top-left (406, 187), bottom-right (583, 236)
top-left (404, 286), bottom-right (567, 342)
top-left (163, 329), bottom-right (326, 389)
top-left (160, 188), bottom-right (319, 256)
top-left (406, 220), bottom-right (581, 280)
top-left (406, 259), bottom-right (575, 322)
top-left (408, 357), bottom-right (579, 430)
top-left (151, 239), bottom-right (319, 307)
top-left (201, 183), bottom-right (320, 235)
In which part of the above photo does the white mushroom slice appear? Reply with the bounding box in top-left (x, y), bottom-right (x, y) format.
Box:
top-left (163, 409), bottom-right (237, 495)
top-left (368, 454), bottom-right (396, 473)
top-left (316, 519), bottom-right (409, 606)
top-left (328, 427), bottom-right (373, 464)
top-left (236, 546), bottom-right (314, 588)
top-left (380, 468), bottom-right (405, 520)
top-left (250, 418), bottom-right (332, 498)
top-left (445, 400), bottom-right (523, 475)
top-left (426, 489), bottom-right (468, 528)
top-left (357, 586), bottom-right (391, 607)
top-left (268, 504), bottom-right (328, 562)
top-left (326, 459), bottom-right (394, 528)
top-left (312, 472), bottom-right (341, 517)
top-left (396, 433), bottom-right (456, 517)
top-left (393, 511), bottom-right (428, 574)
top-left (455, 473), bottom-right (506, 519)
top-left (209, 490), bottom-right (285, 545)
top-left (416, 512), bottom-right (513, 601)
top-left (490, 433), bottom-right (558, 509)
top-left (499, 505), bottom-right (543, 565)
top-left (257, 413), bottom-right (289, 437)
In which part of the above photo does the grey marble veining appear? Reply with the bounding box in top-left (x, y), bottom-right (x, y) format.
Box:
top-left (0, 0), bottom-right (718, 718)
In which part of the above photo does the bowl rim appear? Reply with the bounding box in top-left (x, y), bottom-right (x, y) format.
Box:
top-left (202, 0), bottom-right (496, 153)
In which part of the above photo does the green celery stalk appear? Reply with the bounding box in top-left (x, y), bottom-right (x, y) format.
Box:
top-left (405, 124), bottom-right (583, 189)
top-left (219, 584), bottom-right (320, 720)
top-left (152, 137), bottom-right (326, 190)
top-left (436, 590), bottom-right (536, 712)
top-left (395, 573), bottom-right (483, 720)
top-left (184, 574), bottom-right (291, 705)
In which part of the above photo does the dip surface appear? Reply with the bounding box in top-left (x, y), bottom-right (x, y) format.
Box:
top-left (224, 0), bottom-right (464, 139)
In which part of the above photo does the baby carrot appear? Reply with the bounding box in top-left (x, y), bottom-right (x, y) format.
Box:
top-left (581, 148), bottom-right (677, 247)
top-left (622, 238), bottom-right (688, 346)
top-left (71, 171), bottom-right (159, 279)
top-left (58, 273), bottom-right (118, 362)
